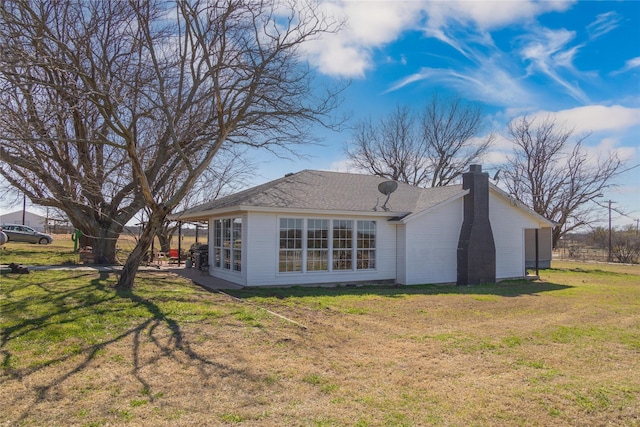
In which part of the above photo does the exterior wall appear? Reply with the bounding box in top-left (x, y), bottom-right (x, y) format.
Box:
top-left (243, 211), bottom-right (397, 287)
top-left (205, 194), bottom-right (548, 287)
top-left (403, 201), bottom-right (463, 285)
top-left (524, 227), bottom-right (553, 269)
top-left (489, 194), bottom-right (545, 279)
top-left (395, 223), bottom-right (406, 285)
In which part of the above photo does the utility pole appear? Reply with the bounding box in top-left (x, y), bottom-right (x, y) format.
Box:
top-left (22, 193), bottom-right (26, 225)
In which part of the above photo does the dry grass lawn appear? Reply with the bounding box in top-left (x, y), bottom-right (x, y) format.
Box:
top-left (1, 260), bottom-right (638, 426)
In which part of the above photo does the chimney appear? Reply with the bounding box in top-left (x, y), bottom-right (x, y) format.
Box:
top-left (457, 165), bottom-right (496, 285)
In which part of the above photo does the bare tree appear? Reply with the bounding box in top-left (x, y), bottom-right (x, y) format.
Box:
top-left (421, 94), bottom-right (494, 187)
top-left (345, 94), bottom-right (494, 187)
top-left (502, 115), bottom-right (625, 247)
top-left (0, 0), bottom-right (343, 289)
top-left (612, 225), bottom-right (640, 264)
top-left (0, 1), bottom-right (145, 261)
top-left (346, 106), bottom-right (427, 185)
top-left (587, 225), bottom-right (640, 264)
top-left (155, 147), bottom-right (256, 253)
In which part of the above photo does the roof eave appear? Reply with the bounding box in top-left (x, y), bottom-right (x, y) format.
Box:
top-left (170, 204), bottom-right (410, 221)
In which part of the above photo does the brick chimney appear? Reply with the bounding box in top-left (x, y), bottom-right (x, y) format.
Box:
top-left (457, 165), bottom-right (496, 285)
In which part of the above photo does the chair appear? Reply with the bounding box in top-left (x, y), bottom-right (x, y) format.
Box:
top-left (168, 248), bottom-right (180, 264)
top-left (156, 251), bottom-right (166, 265)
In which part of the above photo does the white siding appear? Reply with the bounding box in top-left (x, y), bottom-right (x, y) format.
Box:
top-left (489, 194), bottom-right (543, 279)
top-left (403, 200), bottom-right (463, 285)
top-left (244, 212), bottom-right (397, 287)
top-left (244, 212), bottom-right (278, 286)
top-left (395, 223), bottom-right (406, 285)
top-left (205, 191), bottom-right (546, 287)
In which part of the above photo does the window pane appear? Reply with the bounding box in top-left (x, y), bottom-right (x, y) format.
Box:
top-left (333, 249), bottom-right (352, 270)
top-left (357, 249), bottom-right (376, 269)
top-left (214, 248), bottom-right (221, 268)
top-left (214, 220), bottom-right (222, 246)
top-left (357, 221), bottom-right (376, 269)
top-left (332, 220), bottom-right (352, 270)
top-left (233, 218), bottom-right (242, 271)
top-left (307, 219), bottom-right (328, 249)
top-left (279, 250), bottom-right (302, 272)
top-left (279, 218), bottom-right (303, 272)
top-left (233, 247), bottom-right (241, 272)
top-left (223, 248), bottom-right (231, 269)
top-left (307, 250), bottom-right (328, 271)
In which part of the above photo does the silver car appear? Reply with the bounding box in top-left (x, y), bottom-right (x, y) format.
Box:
top-left (0, 224), bottom-right (53, 244)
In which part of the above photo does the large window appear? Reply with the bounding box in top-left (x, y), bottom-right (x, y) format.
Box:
top-left (357, 220), bottom-right (376, 270)
top-left (213, 220), bottom-right (222, 268)
top-left (232, 218), bottom-right (242, 272)
top-left (279, 218), bottom-right (376, 273)
top-left (332, 220), bottom-right (353, 270)
top-left (213, 217), bottom-right (242, 272)
top-left (307, 219), bottom-right (329, 271)
top-left (279, 218), bottom-right (303, 272)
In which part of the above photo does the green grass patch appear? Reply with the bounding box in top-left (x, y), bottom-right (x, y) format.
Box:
top-left (0, 270), bottom-right (253, 376)
top-left (1, 260), bottom-right (638, 427)
top-left (1, 240), bottom-right (78, 265)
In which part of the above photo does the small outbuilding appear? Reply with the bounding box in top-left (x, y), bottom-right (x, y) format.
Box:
top-left (0, 210), bottom-right (48, 232)
top-left (172, 165), bottom-right (554, 287)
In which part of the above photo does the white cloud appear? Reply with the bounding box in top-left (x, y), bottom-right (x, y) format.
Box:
top-left (424, 0), bottom-right (573, 31)
top-left (328, 158), bottom-right (353, 173)
top-left (304, 1), bottom-right (423, 77)
top-left (305, 36), bottom-right (371, 77)
top-left (305, 0), bottom-right (575, 78)
top-left (586, 11), bottom-right (622, 40)
top-left (612, 56), bottom-right (640, 75)
top-left (529, 105), bottom-right (640, 133)
top-left (385, 58), bottom-right (535, 108)
top-left (624, 57), bottom-right (640, 69)
top-left (519, 28), bottom-right (590, 103)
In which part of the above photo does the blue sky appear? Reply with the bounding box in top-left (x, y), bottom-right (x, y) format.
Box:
top-left (4, 1), bottom-right (639, 230)
top-left (255, 0), bottom-right (640, 229)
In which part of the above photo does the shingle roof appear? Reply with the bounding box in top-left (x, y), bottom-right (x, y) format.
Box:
top-left (172, 170), bottom-right (466, 220)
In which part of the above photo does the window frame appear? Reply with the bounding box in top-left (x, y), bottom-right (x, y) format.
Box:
top-left (212, 217), bottom-right (242, 273)
top-left (277, 217), bottom-right (377, 274)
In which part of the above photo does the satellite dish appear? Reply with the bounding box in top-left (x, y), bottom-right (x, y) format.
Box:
top-left (378, 181), bottom-right (398, 196)
top-left (377, 181), bottom-right (398, 211)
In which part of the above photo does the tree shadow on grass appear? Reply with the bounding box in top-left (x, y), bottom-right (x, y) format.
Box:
top-left (0, 270), bottom-right (253, 425)
top-left (226, 279), bottom-right (573, 300)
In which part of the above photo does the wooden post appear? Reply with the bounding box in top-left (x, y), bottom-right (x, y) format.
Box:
top-left (178, 221), bottom-right (182, 267)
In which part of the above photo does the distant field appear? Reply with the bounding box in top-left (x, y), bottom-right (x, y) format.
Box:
top-left (1, 257), bottom-right (638, 426)
top-left (1, 233), bottom-right (207, 265)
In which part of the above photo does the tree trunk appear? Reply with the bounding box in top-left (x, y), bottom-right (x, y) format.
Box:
top-left (552, 226), bottom-right (562, 249)
top-left (156, 225), bottom-right (176, 253)
top-left (116, 208), bottom-right (168, 289)
top-left (92, 226), bottom-right (123, 264)
top-left (69, 215), bottom-right (124, 264)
